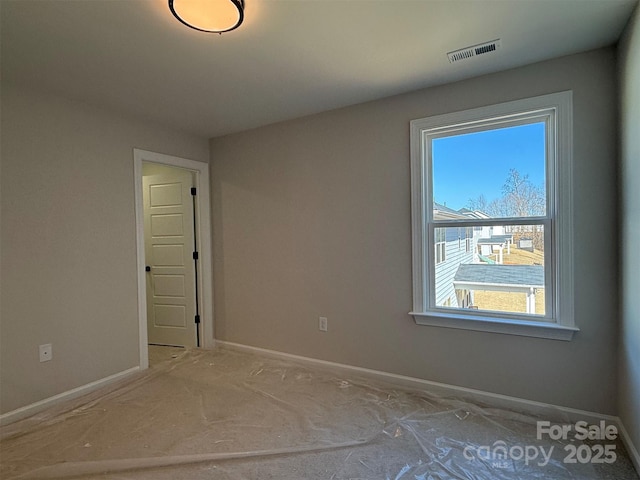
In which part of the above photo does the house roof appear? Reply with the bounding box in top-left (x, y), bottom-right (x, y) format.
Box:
top-left (454, 264), bottom-right (544, 289)
top-left (477, 235), bottom-right (514, 245)
top-left (457, 208), bottom-right (489, 219)
top-left (434, 202), bottom-right (468, 220)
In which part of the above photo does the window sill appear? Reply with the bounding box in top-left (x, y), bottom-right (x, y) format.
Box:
top-left (409, 311), bottom-right (578, 341)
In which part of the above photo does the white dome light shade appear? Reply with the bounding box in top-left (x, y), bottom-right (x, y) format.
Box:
top-left (169, 0), bottom-right (244, 33)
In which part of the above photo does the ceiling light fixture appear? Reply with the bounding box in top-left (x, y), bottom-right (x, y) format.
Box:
top-left (169, 0), bottom-right (244, 34)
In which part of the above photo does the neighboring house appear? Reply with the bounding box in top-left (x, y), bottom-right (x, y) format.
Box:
top-left (433, 205), bottom-right (542, 314)
top-left (453, 264), bottom-right (544, 314)
top-left (459, 208), bottom-right (513, 262)
top-left (433, 203), bottom-right (478, 308)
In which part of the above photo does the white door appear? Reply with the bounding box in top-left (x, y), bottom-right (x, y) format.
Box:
top-left (143, 171), bottom-right (197, 347)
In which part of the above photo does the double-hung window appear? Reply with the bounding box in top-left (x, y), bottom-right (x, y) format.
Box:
top-left (409, 92), bottom-right (577, 340)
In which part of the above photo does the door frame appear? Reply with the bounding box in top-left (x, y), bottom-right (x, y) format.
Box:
top-left (133, 149), bottom-right (214, 369)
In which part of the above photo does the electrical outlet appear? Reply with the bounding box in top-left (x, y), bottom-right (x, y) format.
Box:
top-left (319, 316), bottom-right (328, 332)
top-left (39, 344), bottom-right (53, 362)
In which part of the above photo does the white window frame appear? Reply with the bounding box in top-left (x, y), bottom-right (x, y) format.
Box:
top-left (435, 228), bottom-right (446, 264)
top-left (409, 91), bottom-right (577, 341)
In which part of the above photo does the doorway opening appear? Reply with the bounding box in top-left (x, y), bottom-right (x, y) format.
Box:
top-left (143, 163), bottom-right (198, 348)
top-left (134, 149), bottom-right (213, 370)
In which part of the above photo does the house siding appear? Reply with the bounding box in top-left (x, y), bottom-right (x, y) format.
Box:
top-left (434, 228), bottom-right (475, 306)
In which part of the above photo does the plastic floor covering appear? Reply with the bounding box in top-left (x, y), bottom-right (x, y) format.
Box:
top-left (1, 346), bottom-right (638, 480)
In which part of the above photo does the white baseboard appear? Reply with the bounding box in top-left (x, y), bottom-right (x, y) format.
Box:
top-left (0, 366), bottom-right (140, 427)
top-left (618, 420), bottom-right (640, 475)
top-left (217, 340), bottom-right (617, 424)
top-left (218, 339), bottom-right (640, 476)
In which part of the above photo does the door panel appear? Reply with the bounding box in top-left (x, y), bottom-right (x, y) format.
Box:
top-left (153, 275), bottom-right (185, 297)
top-left (143, 171), bottom-right (197, 347)
top-left (151, 214), bottom-right (184, 236)
top-left (152, 244), bottom-right (184, 266)
top-left (150, 183), bottom-right (182, 206)
top-left (153, 305), bottom-right (187, 328)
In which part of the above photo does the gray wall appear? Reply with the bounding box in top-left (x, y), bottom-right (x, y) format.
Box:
top-left (619, 4), bottom-right (640, 459)
top-left (0, 84), bottom-right (209, 414)
top-left (210, 48), bottom-right (619, 414)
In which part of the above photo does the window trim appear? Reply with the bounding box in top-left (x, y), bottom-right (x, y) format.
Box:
top-left (409, 91), bottom-right (577, 341)
top-left (465, 227), bottom-right (472, 253)
top-left (434, 228), bottom-right (446, 264)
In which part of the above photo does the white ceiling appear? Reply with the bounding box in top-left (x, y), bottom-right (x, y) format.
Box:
top-left (2, 0), bottom-right (637, 138)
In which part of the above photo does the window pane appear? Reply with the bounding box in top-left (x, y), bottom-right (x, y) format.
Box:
top-left (432, 123), bottom-right (546, 218)
top-left (434, 224), bottom-right (546, 316)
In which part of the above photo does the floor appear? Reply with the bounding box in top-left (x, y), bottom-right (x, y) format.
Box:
top-left (1, 346), bottom-right (638, 480)
top-left (148, 344), bottom-right (186, 365)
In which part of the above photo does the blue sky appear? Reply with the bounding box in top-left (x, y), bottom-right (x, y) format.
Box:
top-left (432, 122), bottom-right (546, 211)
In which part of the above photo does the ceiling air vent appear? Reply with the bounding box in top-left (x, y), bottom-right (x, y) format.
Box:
top-left (447, 39), bottom-right (501, 64)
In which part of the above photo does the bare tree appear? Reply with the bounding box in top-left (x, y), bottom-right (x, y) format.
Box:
top-left (466, 194), bottom-right (488, 212)
top-left (501, 168), bottom-right (545, 217)
top-left (499, 169), bottom-right (546, 250)
top-left (466, 170), bottom-right (544, 218)
top-left (487, 196), bottom-right (511, 218)
top-left (467, 169), bottom-right (546, 250)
